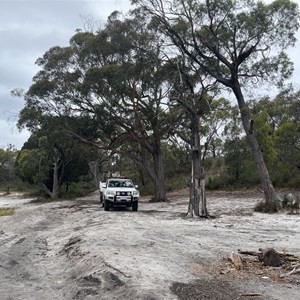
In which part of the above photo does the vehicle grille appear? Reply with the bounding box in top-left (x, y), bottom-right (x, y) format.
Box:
top-left (118, 191), bottom-right (131, 196)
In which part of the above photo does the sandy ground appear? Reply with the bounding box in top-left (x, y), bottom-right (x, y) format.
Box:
top-left (0, 190), bottom-right (299, 300)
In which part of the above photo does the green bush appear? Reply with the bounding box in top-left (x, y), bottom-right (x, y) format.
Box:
top-left (166, 174), bottom-right (189, 192)
top-left (206, 176), bottom-right (225, 190)
top-left (286, 176), bottom-right (300, 188)
top-left (59, 180), bottom-right (95, 199)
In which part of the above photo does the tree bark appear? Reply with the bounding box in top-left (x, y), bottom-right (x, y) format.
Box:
top-left (41, 183), bottom-right (53, 198)
top-left (138, 136), bottom-right (167, 202)
top-left (232, 84), bottom-right (278, 208)
top-left (187, 115), bottom-right (208, 217)
top-left (152, 145), bottom-right (166, 202)
top-left (51, 158), bottom-right (60, 199)
top-left (89, 161), bottom-right (100, 190)
top-left (41, 156), bottom-right (61, 200)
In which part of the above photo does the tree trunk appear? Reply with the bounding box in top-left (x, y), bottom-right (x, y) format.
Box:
top-left (89, 161), bottom-right (100, 190)
top-left (40, 158), bottom-right (60, 199)
top-left (51, 158), bottom-right (60, 199)
top-left (187, 115), bottom-right (208, 217)
top-left (152, 146), bottom-right (166, 202)
top-left (232, 84), bottom-right (278, 210)
top-left (41, 183), bottom-right (53, 198)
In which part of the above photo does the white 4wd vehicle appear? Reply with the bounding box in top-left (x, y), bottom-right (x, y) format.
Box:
top-left (99, 178), bottom-right (139, 211)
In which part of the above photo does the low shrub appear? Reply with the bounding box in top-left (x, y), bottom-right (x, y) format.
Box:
top-left (254, 201), bottom-right (279, 213)
top-left (206, 176), bottom-right (226, 190)
top-left (59, 180), bottom-right (95, 199)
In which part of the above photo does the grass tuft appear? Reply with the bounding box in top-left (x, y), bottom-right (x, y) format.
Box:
top-left (0, 207), bottom-right (15, 217)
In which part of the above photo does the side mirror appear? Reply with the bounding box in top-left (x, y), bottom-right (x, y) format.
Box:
top-left (135, 185), bottom-right (139, 189)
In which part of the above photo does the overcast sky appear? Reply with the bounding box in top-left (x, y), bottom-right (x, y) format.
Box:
top-left (0, 0), bottom-right (299, 150)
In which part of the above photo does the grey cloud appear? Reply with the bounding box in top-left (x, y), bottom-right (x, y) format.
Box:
top-left (0, 0), bottom-right (131, 148)
top-left (0, 119), bottom-right (30, 149)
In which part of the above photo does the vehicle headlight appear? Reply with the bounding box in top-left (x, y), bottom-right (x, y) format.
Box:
top-left (106, 190), bottom-right (115, 196)
top-left (127, 192), bottom-right (131, 196)
top-left (133, 191), bottom-right (139, 196)
top-left (116, 192), bottom-right (120, 196)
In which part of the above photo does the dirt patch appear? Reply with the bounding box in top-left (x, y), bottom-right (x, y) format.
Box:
top-left (171, 278), bottom-right (259, 300)
top-left (0, 190), bottom-right (299, 299)
top-left (216, 250), bottom-right (300, 285)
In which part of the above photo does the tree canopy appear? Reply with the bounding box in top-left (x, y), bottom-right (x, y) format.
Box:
top-left (11, 1), bottom-right (300, 210)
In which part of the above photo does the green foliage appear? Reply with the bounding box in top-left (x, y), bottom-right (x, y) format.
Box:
top-left (223, 137), bottom-right (260, 186)
top-left (204, 157), bottom-right (227, 189)
top-left (164, 143), bottom-right (190, 178)
top-left (11, 1), bottom-right (300, 199)
top-left (15, 148), bottom-right (45, 184)
top-left (0, 207), bottom-right (15, 217)
top-left (58, 178), bottom-right (95, 199)
top-left (0, 145), bottom-right (19, 192)
top-left (165, 174), bottom-right (188, 192)
top-left (271, 162), bottom-right (293, 187)
top-left (274, 122), bottom-right (300, 171)
top-left (206, 175), bottom-right (226, 190)
top-left (285, 176), bottom-right (300, 188)
top-left (203, 156), bottom-right (224, 175)
top-left (14, 115), bottom-right (95, 198)
top-left (253, 110), bottom-right (277, 165)
top-left (249, 91), bottom-right (300, 188)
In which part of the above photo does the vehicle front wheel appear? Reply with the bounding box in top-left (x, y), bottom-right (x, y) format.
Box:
top-left (132, 201), bottom-right (138, 211)
top-left (104, 199), bottom-right (110, 211)
top-left (100, 193), bottom-right (104, 207)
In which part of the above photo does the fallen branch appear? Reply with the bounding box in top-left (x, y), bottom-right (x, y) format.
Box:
top-left (238, 248), bottom-right (300, 265)
top-left (103, 260), bottom-right (131, 278)
top-left (283, 255), bottom-right (300, 263)
top-left (238, 250), bottom-right (261, 257)
top-left (286, 266), bottom-right (300, 276)
top-left (240, 293), bottom-right (263, 297)
top-left (64, 236), bottom-right (81, 248)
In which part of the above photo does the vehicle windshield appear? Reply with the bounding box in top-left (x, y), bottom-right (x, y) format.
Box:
top-left (108, 179), bottom-right (134, 188)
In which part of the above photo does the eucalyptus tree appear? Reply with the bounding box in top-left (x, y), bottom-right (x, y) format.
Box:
top-left (80, 10), bottom-right (182, 201)
top-left (18, 11), bottom-right (179, 201)
top-left (165, 51), bottom-right (231, 217)
top-left (15, 115), bottom-right (91, 199)
top-left (166, 57), bottom-right (216, 217)
top-left (132, 0), bottom-right (300, 211)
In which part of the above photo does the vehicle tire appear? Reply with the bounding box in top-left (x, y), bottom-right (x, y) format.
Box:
top-left (100, 194), bottom-right (104, 207)
top-left (132, 201), bottom-right (138, 211)
top-left (104, 199), bottom-right (110, 211)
